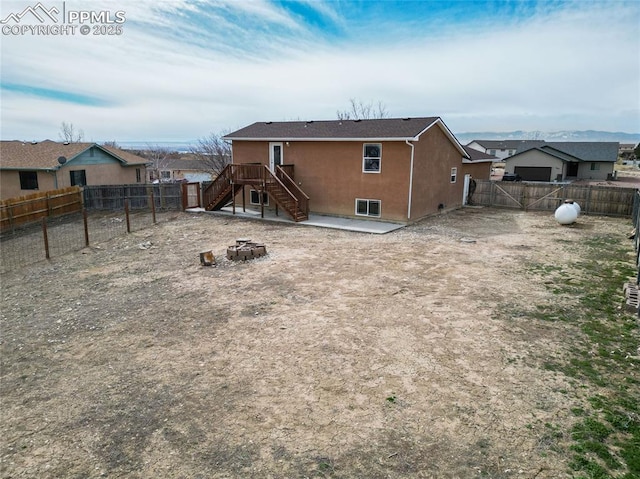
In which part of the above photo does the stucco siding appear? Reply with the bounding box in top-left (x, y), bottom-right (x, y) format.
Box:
top-left (462, 162), bottom-right (492, 180)
top-left (576, 162), bottom-right (613, 180)
top-left (232, 140), bottom-right (412, 221)
top-left (1, 171), bottom-right (56, 200)
top-left (410, 125), bottom-right (465, 220)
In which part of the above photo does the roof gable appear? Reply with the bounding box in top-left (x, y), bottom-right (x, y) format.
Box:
top-left (0, 140), bottom-right (147, 170)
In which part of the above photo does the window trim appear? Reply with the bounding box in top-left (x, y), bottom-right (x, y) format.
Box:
top-left (450, 167), bottom-right (458, 183)
top-left (136, 168), bottom-right (141, 183)
top-left (590, 162), bottom-right (600, 171)
top-left (355, 198), bottom-right (381, 218)
top-left (250, 189), bottom-right (269, 206)
top-left (362, 143), bottom-right (382, 173)
top-left (19, 171), bottom-right (39, 190)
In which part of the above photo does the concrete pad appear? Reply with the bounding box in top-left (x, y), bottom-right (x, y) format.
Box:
top-left (188, 207), bottom-right (404, 234)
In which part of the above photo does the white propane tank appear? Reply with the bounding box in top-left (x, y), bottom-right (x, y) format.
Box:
top-left (564, 199), bottom-right (581, 217)
top-left (555, 203), bottom-right (578, 225)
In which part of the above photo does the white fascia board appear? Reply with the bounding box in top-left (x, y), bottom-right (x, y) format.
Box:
top-left (224, 137), bottom-right (418, 142)
top-left (462, 159), bottom-right (494, 164)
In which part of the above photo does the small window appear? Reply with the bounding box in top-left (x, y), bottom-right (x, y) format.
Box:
top-left (19, 171), bottom-right (38, 190)
top-left (363, 143), bottom-right (381, 173)
top-left (70, 170), bottom-right (86, 186)
top-left (590, 163), bottom-right (600, 171)
top-left (450, 167), bottom-right (458, 183)
top-left (161, 171), bottom-right (171, 179)
top-left (489, 149), bottom-right (496, 155)
top-left (355, 198), bottom-right (381, 217)
top-left (250, 190), bottom-right (269, 205)
top-left (136, 168), bottom-right (141, 183)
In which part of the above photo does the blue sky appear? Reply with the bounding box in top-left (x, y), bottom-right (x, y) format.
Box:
top-left (1, 0), bottom-right (638, 143)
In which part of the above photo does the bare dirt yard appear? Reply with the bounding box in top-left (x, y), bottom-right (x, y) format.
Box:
top-left (1, 207), bottom-right (638, 478)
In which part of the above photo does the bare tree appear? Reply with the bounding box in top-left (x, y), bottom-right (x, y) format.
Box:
top-left (336, 98), bottom-right (389, 120)
top-left (189, 131), bottom-right (231, 177)
top-left (142, 145), bottom-right (174, 183)
top-left (58, 122), bottom-right (84, 143)
top-left (101, 140), bottom-right (120, 149)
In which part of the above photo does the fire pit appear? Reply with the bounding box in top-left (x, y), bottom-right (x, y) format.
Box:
top-left (226, 238), bottom-right (267, 261)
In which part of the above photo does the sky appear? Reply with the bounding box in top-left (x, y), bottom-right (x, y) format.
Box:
top-left (0, 0), bottom-right (639, 143)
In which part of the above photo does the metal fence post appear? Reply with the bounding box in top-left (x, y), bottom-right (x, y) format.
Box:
top-left (41, 217), bottom-right (50, 259)
top-left (83, 209), bottom-right (90, 247)
top-left (150, 191), bottom-right (157, 224)
top-left (124, 199), bottom-right (131, 233)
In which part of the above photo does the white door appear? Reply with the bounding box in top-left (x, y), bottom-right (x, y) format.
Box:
top-left (463, 174), bottom-right (471, 205)
top-left (269, 142), bottom-right (283, 172)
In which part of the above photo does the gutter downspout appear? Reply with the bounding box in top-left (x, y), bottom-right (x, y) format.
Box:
top-left (406, 139), bottom-right (415, 220)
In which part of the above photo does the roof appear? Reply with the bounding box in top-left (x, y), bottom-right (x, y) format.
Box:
top-left (541, 142), bottom-right (619, 162)
top-left (463, 146), bottom-right (498, 162)
top-left (225, 116), bottom-right (469, 158)
top-left (471, 139), bottom-right (546, 150)
top-left (0, 140), bottom-right (148, 170)
top-left (507, 142), bottom-right (619, 163)
top-left (161, 158), bottom-right (211, 170)
top-left (226, 117), bottom-right (443, 141)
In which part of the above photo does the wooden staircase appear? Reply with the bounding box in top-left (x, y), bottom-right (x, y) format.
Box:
top-left (203, 164), bottom-right (309, 222)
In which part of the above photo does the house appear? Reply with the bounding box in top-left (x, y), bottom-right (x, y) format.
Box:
top-left (466, 139), bottom-right (546, 160)
top-left (502, 142), bottom-right (619, 182)
top-left (148, 157), bottom-right (215, 183)
top-left (209, 117), bottom-right (480, 223)
top-left (0, 140), bottom-right (147, 200)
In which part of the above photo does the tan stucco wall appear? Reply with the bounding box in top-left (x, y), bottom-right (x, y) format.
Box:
top-left (409, 126), bottom-right (465, 220)
top-left (232, 140), bottom-right (413, 221)
top-left (231, 129), bottom-right (467, 222)
top-left (576, 162), bottom-right (613, 180)
top-left (1, 171), bottom-right (56, 200)
top-left (1, 165), bottom-right (144, 200)
top-left (462, 162), bottom-right (492, 181)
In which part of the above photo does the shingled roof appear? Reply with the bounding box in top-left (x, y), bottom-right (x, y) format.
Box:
top-left (0, 140), bottom-right (148, 170)
top-left (225, 117), bottom-right (449, 141)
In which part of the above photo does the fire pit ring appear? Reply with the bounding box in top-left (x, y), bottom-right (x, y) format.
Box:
top-left (226, 238), bottom-right (267, 261)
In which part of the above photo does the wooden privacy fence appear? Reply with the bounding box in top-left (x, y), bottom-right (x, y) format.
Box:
top-left (0, 186), bottom-right (82, 231)
top-left (471, 180), bottom-right (636, 217)
top-left (83, 184), bottom-right (183, 210)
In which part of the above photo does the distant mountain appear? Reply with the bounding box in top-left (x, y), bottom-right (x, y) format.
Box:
top-left (455, 130), bottom-right (640, 144)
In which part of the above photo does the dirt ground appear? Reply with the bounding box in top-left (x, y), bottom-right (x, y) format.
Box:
top-left (0, 207), bottom-right (635, 478)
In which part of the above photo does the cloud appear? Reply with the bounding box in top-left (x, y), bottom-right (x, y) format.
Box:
top-left (1, 0), bottom-right (638, 141)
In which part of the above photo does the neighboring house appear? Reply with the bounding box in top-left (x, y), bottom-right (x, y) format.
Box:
top-left (216, 117), bottom-right (475, 223)
top-left (0, 140), bottom-right (147, 200)
top-left (466, 139), bottom-right (546, 160)
top-left (619, 143), bottom-right (637, 163)
top-left (502, 142), bottom-right (619, 182)
top-left (148, 158), bottom-right (214, 183)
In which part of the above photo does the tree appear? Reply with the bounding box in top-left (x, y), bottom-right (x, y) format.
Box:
top-left (141, 145), bottom-right (174, 182)
top-left (336, 98), bottom-right (389, 120)
top-left (189, 131), bottom-right (231, 177)
top-left (101, 140), bottom-right (121, 149)
top-left (58, 122), bottom-right (84, 143)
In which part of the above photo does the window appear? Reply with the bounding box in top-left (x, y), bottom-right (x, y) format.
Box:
top-left (70, 170), bottom-right (86, 186)
top-left (250, 190), bottom-right (269, 205)
top-left (19, 171), bottom-right (38, 190)
top-left (590, 163), bottom-right (600, 171)
top-left (136, 168), bottom-right (141, 183)
top-left (450, 167), bottom-right (458, 183)
top-left (355, 198), bottom-right (381, 217)
top-left (363, 143), bottom-right (381, 173)
top-left (489, 149), bottom-right (496, 155)
top-left (161, 171), bottom-right (171, 179)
